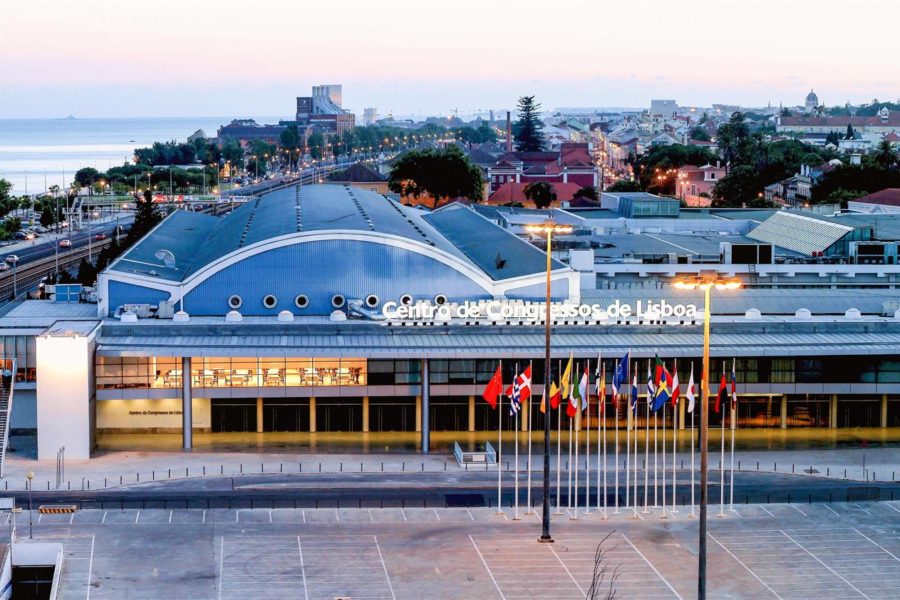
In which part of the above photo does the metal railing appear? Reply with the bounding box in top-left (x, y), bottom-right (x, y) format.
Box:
top-left (0, 359), bottom-right (16, 478)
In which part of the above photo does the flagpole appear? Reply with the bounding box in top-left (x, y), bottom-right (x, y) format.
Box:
top-left (654, 400), bottom-right (659, 508)
top-left (690, 363), bottom-right (696, 519)
top-left (719, 364), bottom-right (725, 518)
top-left (615, 358), bottom-right (621, 515)
top-left (555, 358), bottom-right (562, 516)
top-left (729, 400), bottom-right (736, 512)
top-left (513, 365), bottom-right (520, 521)
top-left (672, 360), bottom-right (678, 514)
top-left (584, 358), bottom-right (591, 516)
top-left (661, 402), bottom-right (668, 518)
top-left (527, 361), bottom-right (534, 515)
top-left (497, 361), bottom-right (503, 515)
top-left (624, 360), bottom-right (629, 512)
top-left (633, 362), bottom-right (639, 520)
top-left (643, 361), bottom-right (650, 514)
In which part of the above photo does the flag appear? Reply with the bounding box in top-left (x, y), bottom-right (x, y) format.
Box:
top-left (560, 353), bottom-right (574, 399)
top-left (630, 370), bottom-right (638, 414)
top-left (578, 364), bottom-right (589, 411)
top-left (506, 365), bottom-right (533, 415)
top-left (611, 351), bottom-right (629, 402)
top-left (653, 364), bottom-right (673, 412)
top-left (540, 379), bottom-right (561, 414)
top-left (597, 365), bottom-right (606, 415)
top-left (481, 364), bottom-right (503, 409)
top-left (567, 364), bottom-right (581, 418)
top-left (653, 354), bottom-right (665, 386)
top-left (646, 361), bottom-right (656, 401)
top-left (730, 358), bottom-right (737, 410)
top-left (671, 365), bottom-right (681, 407)
top-left (715, 371), bottom-right (727, 414)
top-left (686, 368), bottom-right (696, 413)
top-left (504, 364), bottom-right (532, 404)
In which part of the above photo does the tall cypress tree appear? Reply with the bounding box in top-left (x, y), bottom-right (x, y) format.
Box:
top-left (513, 96), bottom-right (546, 152)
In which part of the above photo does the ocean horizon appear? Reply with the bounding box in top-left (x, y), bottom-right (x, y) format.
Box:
top-left (0, 115), bottom-right (287, 194)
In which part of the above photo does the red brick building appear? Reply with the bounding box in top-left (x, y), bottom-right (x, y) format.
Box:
top-left (487, 142), bottom-right (598, 193)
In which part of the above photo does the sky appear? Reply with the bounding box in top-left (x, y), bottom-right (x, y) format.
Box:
top-left (2, 0), bottom-right (899, 119)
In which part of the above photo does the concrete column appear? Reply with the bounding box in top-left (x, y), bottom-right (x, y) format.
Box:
top-left (421, 359), bottom-right (430, 454)
top-left (468, 395), bottom-right (476, 433)
top-left (309, 397), bottom-right (316, 433)
top-left (678, 396), bottom-right (686, 430)
top-left (362, 396), bottom-right (370, 433)
top-left (415, 396), bottom-right (422, 433)
top-left (829, 394), bottom-right (838, 429)
top-left (182, 356), bottom-right (192, 450)
top-left (882, 394), bottom-right (889, 428)
top-left (780, 394), bottom-right (788, 430)
top-left (256, 398), bottom-right (264, 433)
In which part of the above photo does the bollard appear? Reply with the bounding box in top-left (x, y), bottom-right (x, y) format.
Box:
top-left (792, 464), bottom-right (795, 473)
top-left (360, 462), bottom-right (363, 472)
top-left (47, 482), bottom-right (49, 491)
top-left (809, 465), bottom-right (812, 476)
top-left (827, 467), bottom-right (830, 476)
top-left (757, 461), bottom-right (759, 471)
top-left (319, 463), bottom-right (321, 472)
top-left (203, 466), bottom-right (206, 476)
top-left (340, 462), bottom-right (343, 472)
top-left (402, 462), bottom-right (405, 472)
top-left (152, 471), bottom-right (155, 481)
top-left (381, 462), bottom-right (383, 472)
top-left (87, 480), bottom-right (90, 490)
top-left (774, 462), bottom-right (777, 472)
top-left (465, 463), bottom-right (468, 471)
top-left (120, 475), bottom-right (123, 484)
top-left (240, 464), bottom-right (243, 474)
top-left (680, 459), bottom-right (683, 469)
top-left (444, 462), bottom-right (447, 472)
top-left (261, 464), bottom-right (264, 473)
top-left (280, 463), bottom-right (283, 473)
top-left (738, 460), bottom-right (741, 470)
top-left (873, 471), bottom-right (876, 481)
top-left (168, 470), bottom-right (171, 479)
top-left (421, 462), bottom-right (424, 472)
top-left (137, 473), bottom-right (140, 482)
top-left (300, 463), bottom-right (302, 473)
top-left (220, 465), bottom-right (224, 475)
top-left (68, 481), bottom-right (70, 490)
top-left (844, 468), bottom-right (847, 479)
top-left (186, 468), bottom-right (189, 477)
top-left (105, 478), bottom-right (107, 487)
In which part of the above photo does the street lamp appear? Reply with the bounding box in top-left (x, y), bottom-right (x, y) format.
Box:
top-left (26, 471), bottom-right (33, 539)
top-left (672, 275), bottom-right (741, 600)
top-left (524, 219), bottom-right (573, 544)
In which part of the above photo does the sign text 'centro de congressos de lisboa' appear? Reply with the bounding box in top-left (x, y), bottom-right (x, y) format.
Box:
top-left (381, 300), bottom-right (699, 322)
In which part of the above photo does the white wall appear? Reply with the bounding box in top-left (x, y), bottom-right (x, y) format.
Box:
top-left (36, 333), bottom-right (94, 459)
top-left (97, 398), bottom-right (210, 430)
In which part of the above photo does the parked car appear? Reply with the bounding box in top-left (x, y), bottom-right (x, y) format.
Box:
top-left (0, 263), bottom-right (9, 272)
top-left (94, 233), bottom-right (108, 241)
top-left (5, 255), bottom-right (19, 265)
top-left (59, 239), bottom-right (72, 248)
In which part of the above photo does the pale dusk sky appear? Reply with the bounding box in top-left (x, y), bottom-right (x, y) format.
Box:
top-left (1, 0), bottom-right (898, 118)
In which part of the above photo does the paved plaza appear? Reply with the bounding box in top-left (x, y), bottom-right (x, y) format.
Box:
top-left (5, 499), bottom-right (899, 599)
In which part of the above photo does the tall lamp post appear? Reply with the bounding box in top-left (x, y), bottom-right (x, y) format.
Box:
top-left (524, 219), bottom-right (573, 543)
top-left (673, 275), bottom-right (740, 599)
top-left (26, 471), bottom-right (34, 539)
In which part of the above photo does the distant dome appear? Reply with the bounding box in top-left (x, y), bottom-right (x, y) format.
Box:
top-left (806, 90), bottom-right (818, 102)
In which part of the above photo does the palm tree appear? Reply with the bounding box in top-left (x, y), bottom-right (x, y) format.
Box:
top-left (524, 181), bottom-right (556, 209)
top-left (874, 139), bottom-right (897, 168)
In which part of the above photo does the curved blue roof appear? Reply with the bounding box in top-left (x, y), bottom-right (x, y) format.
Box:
top-left (107, 184), bottom-right (557, 284)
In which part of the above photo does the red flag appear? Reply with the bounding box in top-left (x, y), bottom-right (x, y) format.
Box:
top-left (671, 367), bottom-right (681, 407)
top-left (482, 365), bottom-right (502, 409)
top-left (715, 372), bottom-right (727, 414)
top-left (549, 381), bottom-right (561, 409)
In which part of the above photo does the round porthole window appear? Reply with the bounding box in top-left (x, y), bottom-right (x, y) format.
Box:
top-left (365, 294), bottom-right (379, 308)
top-left (400, 294), bottom-right (413, 306)
top-left (263, 294), bottom-right (278, 309)
top-left (294, 294), bottom-right (309, 309)
top-left (331, 294), bottom-right (346, 308)
top-left (228, 295), bottom-right (242, 309)
top-left (434, 294), bottom-right (447, 305)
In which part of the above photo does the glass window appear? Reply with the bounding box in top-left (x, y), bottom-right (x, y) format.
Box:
top-left (448, 360), bottom-right (475, 384)
top-left (429, 360), bottom-right (449, 384)
top-left (259, 357), bottom-right (286, 387)
top-left (341, 358), bottom-right (366, 385)
top-left (285, 358), bottom-right (313, 386)
top-left (231, 357), bottom-right (259, 387)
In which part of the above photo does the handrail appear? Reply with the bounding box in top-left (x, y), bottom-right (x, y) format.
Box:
top-left (485, 441), bottom-right (497, 465)
top-left (0, 359), bottom-right (16, 479)
top-left (452, 441), bottom-right (464, 465)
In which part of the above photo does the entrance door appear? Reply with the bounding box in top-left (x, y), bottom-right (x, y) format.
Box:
top-left (263, 398), bottom-right (310, 432)
top-left (211, 399), bottom-right (257, 432)
top-left (371, 397), bottom-right (415, 431)
top-left (316, 398), bottom-right (362, 432)
top-left (430, 397), bottom-right (468, 431)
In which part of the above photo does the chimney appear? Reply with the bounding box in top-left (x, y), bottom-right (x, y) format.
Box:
top-left (506, 111), bottom-right (513, 152)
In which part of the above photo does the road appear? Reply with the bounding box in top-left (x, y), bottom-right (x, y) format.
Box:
top-left (9, 470), bottom-right (897, 510)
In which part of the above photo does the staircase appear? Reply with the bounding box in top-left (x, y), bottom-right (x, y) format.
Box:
top-left (747, 262), bottom-right (759, 287)
top-left (0, 360), bottom-right (16, 479)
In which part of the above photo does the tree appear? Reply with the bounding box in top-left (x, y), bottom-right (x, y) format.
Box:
top-left (280, 123), bottom-right (301, 152)
top-left (388, 145), bottom-right (483, 207)
top-left (712, 165), bottom-right (772, 207)
top-left (75, 257), bottom-right (98, 286)
top-left (221, 141), bottom-right (245, 170)
top-left (845, 123), bottom-right (856, 140)
top-left (607, 179), bottom-right (641, 192)
top-left (512, 95), bottom-right (545, 152)
top-left (523, 181), bottom-right (556, 209)
top-left (74, 167), bottom-right (101, 188)
top-left (874, 139), bottom-right (897, 168)
top-left (716, 112), bottom-right (752, 169)
top-left (574, 185), bottom-right (599, 201)
top-left (825, 131), bottom-right (841, 146)
top-left (123, 191), bottom-right (162, 247)
top-left (307, 132), bottom-right (326, 160)
top-left (40, 206), bottom-right (55, 228)
top-left (689, 126), bottom-right (711, 142)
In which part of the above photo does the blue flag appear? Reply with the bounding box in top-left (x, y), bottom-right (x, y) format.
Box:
top-left (611, 351), bottom-right (630, 397)
top-left (630, 369), bottom-right (639, 414)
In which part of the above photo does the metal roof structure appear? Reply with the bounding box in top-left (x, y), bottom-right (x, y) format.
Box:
top-left (107, 184), bottom-right (555, 284)
top-left (748, 211), bottom-right (853, 256)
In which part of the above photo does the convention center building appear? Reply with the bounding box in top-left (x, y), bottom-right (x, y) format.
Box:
top-left (2, 184), bottom-right (900, 459)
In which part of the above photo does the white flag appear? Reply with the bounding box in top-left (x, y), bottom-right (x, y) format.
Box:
top-left (686, 368), bottom-right (696, 413)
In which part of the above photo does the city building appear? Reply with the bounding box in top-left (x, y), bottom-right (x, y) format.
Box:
top-left (848, 188), bottom-right (900, 214)
top-left (296, 84), bottom-right (356, 136)
top-left (487, 143), bottom-right (598, 193)
top-left (650, 99), bottom-right (677, 117)
top-left (216, 120), bottom-right (287, 145)
top-left (805, 89), bottom-right (820, 112)
top-left (675, 163), bottom-right (726, 207)
top-left (3, 186), bottom-right (900, 461)
top-left (778, 107), bottom-right (900, 137)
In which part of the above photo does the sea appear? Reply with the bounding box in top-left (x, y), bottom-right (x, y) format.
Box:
top-left (0, 116), bottom-right (284, 195)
